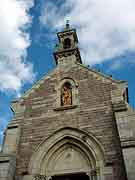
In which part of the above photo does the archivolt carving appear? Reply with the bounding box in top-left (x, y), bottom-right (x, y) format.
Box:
top-left (28, 127), bottom-right (105, 177)
top-left (41, 139), bottom-right (93, 175)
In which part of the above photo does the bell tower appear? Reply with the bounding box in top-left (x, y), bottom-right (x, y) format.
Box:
top-left (54, 21), bottom-right (82, 65)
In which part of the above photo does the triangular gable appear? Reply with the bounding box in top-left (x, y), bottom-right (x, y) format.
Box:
top-left (76, 62), bottom-right (126, 84)
top-left (12, 62), bottom-right (126, 104)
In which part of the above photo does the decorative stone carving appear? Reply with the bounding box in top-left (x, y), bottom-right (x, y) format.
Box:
top-left (55, 78), bottom-right (79, 110)
top-left (61, 82), bottom-right (72, 106)
top-left (29, 127), bottom-right (105, 179)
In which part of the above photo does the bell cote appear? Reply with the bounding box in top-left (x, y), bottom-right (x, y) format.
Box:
top-left (54, 21), bottom-right (82, 65)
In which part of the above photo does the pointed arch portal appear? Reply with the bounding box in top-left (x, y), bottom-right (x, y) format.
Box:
top-left (29, 128), bottom-right (105, 180)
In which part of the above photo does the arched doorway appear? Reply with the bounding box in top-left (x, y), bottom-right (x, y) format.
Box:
top-left (29, 128), bottom-right (105, 180)
top-left (52, 173), bottom-right (89, 180)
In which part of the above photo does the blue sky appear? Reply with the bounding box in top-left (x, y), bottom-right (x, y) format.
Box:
top-left (0, 0), bottom-right (135, 145)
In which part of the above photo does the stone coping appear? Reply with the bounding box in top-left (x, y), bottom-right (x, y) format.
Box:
top-left (0, 153), bottom-right (15, 163)
top-left (121, 137), bottom-right (135, 148)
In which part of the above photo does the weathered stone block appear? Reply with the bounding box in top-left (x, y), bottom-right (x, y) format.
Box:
top-left (2, 125), bottom-right (20, 154)
top-left (0, 154), bottom-right (16, 180)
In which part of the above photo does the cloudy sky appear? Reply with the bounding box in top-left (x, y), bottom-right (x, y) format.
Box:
top-left (0, 0), bottom-right (135, 144)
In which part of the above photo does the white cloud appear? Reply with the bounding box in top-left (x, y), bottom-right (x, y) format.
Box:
top-left (0, 0), bottom-right (35, 93)
top-left (110, 60), bottom-right (123, 70)
top-left (40, 0), bottom-right (135, 65)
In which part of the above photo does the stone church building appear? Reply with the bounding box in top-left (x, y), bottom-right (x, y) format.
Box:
top-left (0, 23), bottom-right (135, 180)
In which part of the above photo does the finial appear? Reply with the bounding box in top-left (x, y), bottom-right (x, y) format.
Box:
top-left (66, 20), bottom-right (70, 29)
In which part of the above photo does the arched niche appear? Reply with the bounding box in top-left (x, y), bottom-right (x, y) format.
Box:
top-left (55, 78), bottom-right (79, 109)
top-left (28, 127), bottom-right (105, 179)
top-left (61, 82), bottom-right (72, 106)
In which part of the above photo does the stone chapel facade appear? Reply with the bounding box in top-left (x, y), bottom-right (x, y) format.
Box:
top-left (0, 23), bottom-right (135, 180)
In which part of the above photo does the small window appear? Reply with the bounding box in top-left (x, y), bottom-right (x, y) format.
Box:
top-left (61, 82), bottom-right (72, 106)
top-left (63, 38), bottom-right (71, 49)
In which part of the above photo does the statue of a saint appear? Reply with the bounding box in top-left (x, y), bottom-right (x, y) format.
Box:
top-left (61, 85), bottom-right (72, 106)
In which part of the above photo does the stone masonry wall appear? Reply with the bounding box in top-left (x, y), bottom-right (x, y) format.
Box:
top-left (12, 63), bottom-right (127, 180)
